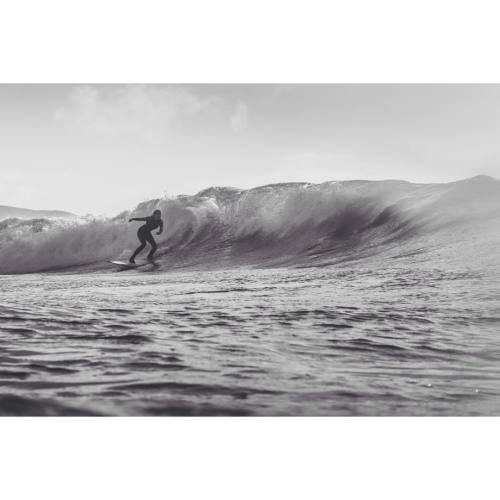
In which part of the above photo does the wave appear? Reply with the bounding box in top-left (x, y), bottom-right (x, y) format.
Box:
top-left (1, 175), bottom-right (499, 274)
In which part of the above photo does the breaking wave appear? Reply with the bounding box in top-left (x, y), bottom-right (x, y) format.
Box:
top-left (1, 175), bottom-right (499, 274)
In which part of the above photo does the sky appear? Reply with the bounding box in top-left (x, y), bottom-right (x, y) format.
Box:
top-left (0, 84), bottom-right (499, 215)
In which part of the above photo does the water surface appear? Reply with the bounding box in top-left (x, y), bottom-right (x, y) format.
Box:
top-left (1, 262), bottom-right (498, 416)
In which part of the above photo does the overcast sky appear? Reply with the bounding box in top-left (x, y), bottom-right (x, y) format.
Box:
top-left (0, 84), bottom-right (499, 215)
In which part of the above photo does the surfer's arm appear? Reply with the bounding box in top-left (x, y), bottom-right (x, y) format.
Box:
top-left (156, 221), bottom-right (164, 235)
top-left (128, 217), bottom-right (147, 222)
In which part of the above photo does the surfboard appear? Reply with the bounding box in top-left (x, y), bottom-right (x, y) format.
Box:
top-left (109, 260), bottom-right (158, 269)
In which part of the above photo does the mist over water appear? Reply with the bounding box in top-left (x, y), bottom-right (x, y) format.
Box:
top-left (0, 175), bottom-right (499, 415)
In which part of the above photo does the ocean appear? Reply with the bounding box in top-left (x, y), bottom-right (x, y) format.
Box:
top-left (0, 175), bottom-right (499, 415)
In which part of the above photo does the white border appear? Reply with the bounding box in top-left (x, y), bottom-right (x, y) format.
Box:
top-left (1, 1), bottom-right (500, 498)
top-left (1, 417), bottom-right (499, 500)
top-left (1, 0), bottom-right (500, 82)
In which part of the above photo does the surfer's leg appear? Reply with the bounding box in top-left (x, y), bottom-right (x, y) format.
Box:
top-left (130, 232), bottom-right (147, 263)
top-left (146, 233), bottom-right (157, 261)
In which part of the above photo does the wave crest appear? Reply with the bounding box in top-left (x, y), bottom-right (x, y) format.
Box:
top-left (1, 176), bottom-right (499, 273)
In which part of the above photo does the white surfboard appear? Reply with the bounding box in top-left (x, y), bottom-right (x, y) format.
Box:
top-left (109, 260), bottom-right (157, 269)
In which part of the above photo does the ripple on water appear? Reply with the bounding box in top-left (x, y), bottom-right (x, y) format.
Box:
top-left (0, 263), bottom-right (499, 416)
top-left (0, 394), bottom-right (102, 416)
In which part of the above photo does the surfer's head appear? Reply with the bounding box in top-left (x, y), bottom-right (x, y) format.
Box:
top-left (153, 209), bottom-right (162, 219)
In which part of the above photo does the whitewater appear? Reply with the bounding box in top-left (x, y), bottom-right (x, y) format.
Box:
top-left (0, 175), bottom-right (499, 415)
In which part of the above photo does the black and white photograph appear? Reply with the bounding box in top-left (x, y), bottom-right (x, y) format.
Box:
top-left (1, 2), bottom-right (500, 499)
top-left (1, 83), bottom-right (499, 416)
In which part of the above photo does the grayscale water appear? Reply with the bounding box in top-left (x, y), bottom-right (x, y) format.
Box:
top-left (1, 176), bottom-right (499, 415)
top-left (1, 260), bottom-right (499, 416)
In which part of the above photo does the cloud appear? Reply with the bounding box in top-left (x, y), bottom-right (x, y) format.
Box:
top-left (55, 85), bottom-right (218, 141)
top-left (230, 101), bottom-right (248, 132)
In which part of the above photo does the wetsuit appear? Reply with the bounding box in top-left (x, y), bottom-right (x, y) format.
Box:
top-left (130, 216), bottom-right (163, 262)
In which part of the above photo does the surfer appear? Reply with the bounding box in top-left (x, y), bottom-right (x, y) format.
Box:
top-left (128, 209), bottom-right (164, 264)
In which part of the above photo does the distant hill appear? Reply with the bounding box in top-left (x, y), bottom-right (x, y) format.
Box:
top-left (0, 205), bottom-right (76, 221)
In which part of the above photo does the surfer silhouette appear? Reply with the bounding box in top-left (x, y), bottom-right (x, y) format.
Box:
top-left (129, 209), bottom-right (164, 264)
